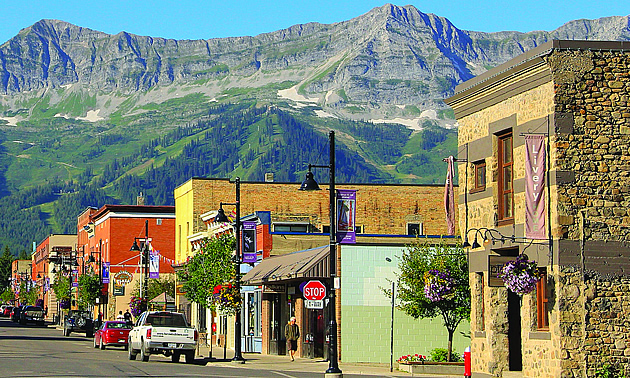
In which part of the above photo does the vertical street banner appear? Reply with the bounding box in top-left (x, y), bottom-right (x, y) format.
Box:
top-left (525, 134), bottom-right (546, 239)
top-left (149, 250), bottom-right (160, 279)
top-left (102, 262), bottom-right (110, 284)
top-left (44, 277), bottom-right (50, 293)
top-left (444, 155), bottom-right (455, 235)
top-left (242, 221), bottom-right (257, 263)
top-left (336, 189), bottom-right (356, 244)
top-left (72, 269), bottom-right (78, 287)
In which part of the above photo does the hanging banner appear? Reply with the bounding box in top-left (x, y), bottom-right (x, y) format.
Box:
top-left (336, 189), bottom-right (356, 244)
top-left (71, 269), bottom-right (78, 287)
top-left (149, 250), bottom-right (160, 279)
top-left (242, 221), bottom-right (257, 263)
top-left (525, 134), bottom-right (546, 239)
top-left (102, 262), bottom-right (110, 284)
top-left (444, 155), bottom-right (456, 235)
top-left (44, 277), bottom-right (50, 293)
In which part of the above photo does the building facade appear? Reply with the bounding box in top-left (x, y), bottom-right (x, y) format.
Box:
top-left (175, 177), bottom-right (460, 362)
top-left (79, 204), bottom-right (176, 319)
top-left (445, 40), bottom-right (630, 377)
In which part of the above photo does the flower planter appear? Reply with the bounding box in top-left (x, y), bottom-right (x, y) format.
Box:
top-left (398, 361), bottom-right (465, 375)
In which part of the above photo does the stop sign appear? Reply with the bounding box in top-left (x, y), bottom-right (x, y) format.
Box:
top-left (303, 280), bottom-right (326, 301)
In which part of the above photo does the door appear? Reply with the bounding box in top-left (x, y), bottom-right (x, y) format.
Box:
top-left (508, 290), bottom-right (522, 371)
top-left (303, 308), bottom-right (325, 359)
top-left (268, 294), bottom-right (284, 355)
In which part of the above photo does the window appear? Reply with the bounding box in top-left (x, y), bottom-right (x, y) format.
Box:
top-left (536, 268), bottom-right (549, 330)
top-left (407, 223), bottom-right (423, 236)
top-left (498, 132), bottom-right (514, 223)
top-left (472, 160), bottom-right (486, 193)
top-left (273, 222), bottom-right (309, 233)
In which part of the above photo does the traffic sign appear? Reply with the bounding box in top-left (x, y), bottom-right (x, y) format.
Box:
top-left (303, 280), bottom-right (326, 301)
top-left (305, 300), bottom-right (324, 309)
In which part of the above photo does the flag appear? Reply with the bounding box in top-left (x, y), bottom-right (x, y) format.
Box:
top-left (525, 135), bottom-right (546, 239)
top-left (444, 156), bottom-right (455, 235)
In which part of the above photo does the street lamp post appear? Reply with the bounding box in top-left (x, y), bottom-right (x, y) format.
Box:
top-left (130, 220), bottom-right (150, 304)
top-left (299, 130), bottom-right (342, 377)
top-left (215, 177), bottom-right (245, 363)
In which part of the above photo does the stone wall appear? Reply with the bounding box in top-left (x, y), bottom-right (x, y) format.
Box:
top-left (550, 49), bottom-right (630, 242)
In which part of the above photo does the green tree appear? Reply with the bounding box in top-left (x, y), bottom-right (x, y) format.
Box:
top-left (131, 276), bottom-right (176, 302)
top-left (18, 281), bottom-right (37, 305)
top-left (389, 241), bottom-right (470, 362)
top-left (18, 249), bottom-right (29, 260)
top-left (1, 287), bottom-right (15, 303)
top-left (177, 234), bottom-right (237, 311)
top-left (77, 272), bottom-right (101, 310)
top-left (0, 246), bottom-right (14, 291)
top-left (51, 273), bottom-right (72, 307)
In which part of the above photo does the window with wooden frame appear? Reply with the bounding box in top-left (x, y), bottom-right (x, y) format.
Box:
top-left (536, 268), bottom-right (549, 330)
top-left (471, 160), bottom-right (486, 193)
top-left (497, 131), bottom-right (514, 224)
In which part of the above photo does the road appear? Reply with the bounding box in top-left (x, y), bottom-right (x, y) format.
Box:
top-left (0, 317), bottom-right (327, 377)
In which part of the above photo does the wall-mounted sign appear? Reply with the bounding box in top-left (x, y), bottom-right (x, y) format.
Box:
top-left (488, 255), bottom-right (513, 287)
top-left (113, 283), bottom-right (125, 296)
top-left (263, 284), bottom-right (285, 294)
top-left (114, 270), bottom-right (133, 285)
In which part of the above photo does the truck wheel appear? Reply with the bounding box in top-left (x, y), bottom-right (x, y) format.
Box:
top-left (128, 345), bottom-right (137, 360)
top-left (140, 342), bottom-right (150, 362)
top-left (171, 352), bottom-right (180, 363)
top-left (185, 351), bottom-right (194, 364)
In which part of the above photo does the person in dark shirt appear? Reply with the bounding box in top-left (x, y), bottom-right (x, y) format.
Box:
top-left (284, 317), bottom-right (300, 361)
top-left (124, 309), bottom-right (133, 324)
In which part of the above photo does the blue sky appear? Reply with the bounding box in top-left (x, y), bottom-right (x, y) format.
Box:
top-left (1, 0), bottom-right (628, 45)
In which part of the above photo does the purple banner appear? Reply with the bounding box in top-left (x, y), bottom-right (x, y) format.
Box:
top-left (72, 269), bottom-right (78, 287)
top-left (336, 189), bottom-right (356, 244)
top-left (444, 155), bottom-right (455, 235)
top-left (149, 251), bottom-right (159, 279)
top-left (525, 135), bottom-right (546, 239)
top-left (242, 222), bottom-right (257, 263)
top-left (102, 262), bottom-right (110, 284)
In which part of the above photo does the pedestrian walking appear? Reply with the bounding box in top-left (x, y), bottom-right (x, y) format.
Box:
top-left (116, 311), bottom-right (125, 321)
top-left (284, 316), bottom-right (300, 361)
top-left (124, 309), bottom-right (133, 324)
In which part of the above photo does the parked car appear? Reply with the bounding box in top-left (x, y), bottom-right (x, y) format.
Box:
top-left (63, 310), bottom-right (94, 337)
top-left (19, 305), bottom-right (45, 326)
top-left (94, 321), bottom-right (132, 350)
top-left (11, 306), bottom-right (22, 322)
top-left (2, 306), bottom-right (13, 317)
top-left (128, 311), bottom-right (198, 363)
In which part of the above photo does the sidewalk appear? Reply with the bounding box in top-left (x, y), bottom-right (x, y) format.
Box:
top-left (196, 343), bottom-right (462, 377)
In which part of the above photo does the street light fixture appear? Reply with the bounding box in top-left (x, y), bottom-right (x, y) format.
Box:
top-left (299, 130), bottom-right (342, 377)
top-left (130, 221), bottom-right (150, 303)
top-left (215, 177), bottom-right (245, 364)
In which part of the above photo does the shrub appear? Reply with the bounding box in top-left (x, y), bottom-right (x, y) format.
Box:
top-left (429, 348), bottom-right (462, 362)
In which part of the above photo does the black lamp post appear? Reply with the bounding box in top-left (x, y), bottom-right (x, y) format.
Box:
top-left (88, 239), bottom-right (103, 318)
top-left (215, 177), bottom-right (245, 363)
top-left (130, 220), bottom-right (150, 303)
top-left (299, 130), bottom-right (342, 376)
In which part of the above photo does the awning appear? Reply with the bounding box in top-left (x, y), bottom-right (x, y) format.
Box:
top-left (242, 245), bottom-right (330, 285)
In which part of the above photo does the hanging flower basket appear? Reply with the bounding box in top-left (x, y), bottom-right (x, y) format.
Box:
top-left (423, 269), bottom-right (454, 302)
top-left (213, 284), bottom-right (241, 316)
top-left (129, 296), bottom-right (147, 317)
top-left (499, 255), bottom-right (540, 295)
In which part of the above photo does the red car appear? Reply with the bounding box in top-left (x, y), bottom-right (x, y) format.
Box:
top-left (94, 321), bottom-right (133, 350)
top-left (2, 306), bottom-right (13, 317)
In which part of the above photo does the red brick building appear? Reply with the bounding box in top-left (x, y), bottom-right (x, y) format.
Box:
top-left (78, 204), bottom-right (176, 319)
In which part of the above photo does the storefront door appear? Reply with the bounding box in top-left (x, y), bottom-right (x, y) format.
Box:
top-left (303, 308), bottom-right (325, 358)
top-left (268, 294), bottom-right (285, 355)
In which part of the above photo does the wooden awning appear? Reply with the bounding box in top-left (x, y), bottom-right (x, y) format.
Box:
top-left (242, 245), bottom-right (330, 285)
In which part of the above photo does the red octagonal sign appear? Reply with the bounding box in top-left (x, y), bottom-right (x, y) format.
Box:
top-left (303, 280), bottom-right (326, 301)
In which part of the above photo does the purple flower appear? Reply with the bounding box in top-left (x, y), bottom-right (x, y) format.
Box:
top-left (499, 255), bottom-right (540, 295)
top-left (424, 269), bottom-right (454, 302)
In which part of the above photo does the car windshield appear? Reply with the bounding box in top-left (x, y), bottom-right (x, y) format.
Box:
top-left (145, 313), bottom-right (188, 327)
top-left (107, 322), bottom-right (132, 329)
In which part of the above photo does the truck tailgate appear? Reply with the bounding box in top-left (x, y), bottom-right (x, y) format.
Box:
top-left (150, 327), bottom-right (195, 344)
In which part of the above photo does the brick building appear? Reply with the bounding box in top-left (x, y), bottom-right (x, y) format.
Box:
top-left (445, 40), bottom-right (630, 377)
top-left (175, 177), bottom-right (463, 362)
top-left (33, 234), bottom-right (77, 321)
top-left (78, 204), bottom-right (176, 319)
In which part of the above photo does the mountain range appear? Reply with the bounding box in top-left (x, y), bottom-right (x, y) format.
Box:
top-left (0, 4), bottom-right (629, 253)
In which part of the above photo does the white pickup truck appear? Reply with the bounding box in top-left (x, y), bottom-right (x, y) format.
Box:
top-left (128, 311), bottom-right (198, 363)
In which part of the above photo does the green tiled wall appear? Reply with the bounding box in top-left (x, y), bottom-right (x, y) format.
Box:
top-left (340, 245), bottom-right (470, 363)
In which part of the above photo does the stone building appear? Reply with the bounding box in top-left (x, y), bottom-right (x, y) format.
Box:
top-left (445, 40), bottom-right (630, 377)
